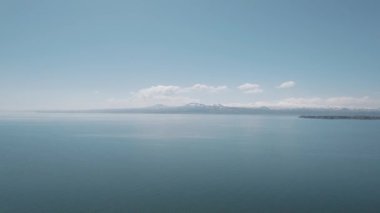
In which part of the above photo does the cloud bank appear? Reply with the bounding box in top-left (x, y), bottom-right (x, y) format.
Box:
top-left (104, 83), bottom-right (380, 109)
top-left (225, 96), bottom-right (380, 109)
top-left (108, 84), bottom-right (227, 107)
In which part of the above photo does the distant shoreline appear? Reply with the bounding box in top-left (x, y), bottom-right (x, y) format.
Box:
top-left (32, 104), bottom-right (380, 117)
top-left (299, 115), bottom-right (380, 120)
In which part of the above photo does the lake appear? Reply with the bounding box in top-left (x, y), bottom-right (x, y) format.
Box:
top-left (1, 113), bottom-right (379, 212)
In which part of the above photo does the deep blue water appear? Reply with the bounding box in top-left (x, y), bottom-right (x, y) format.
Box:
top-left (1, 113), bottom-right (380, 212)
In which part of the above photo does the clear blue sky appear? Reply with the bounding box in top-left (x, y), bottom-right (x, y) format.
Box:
top-left (1, 0), bottom-right (379, 109)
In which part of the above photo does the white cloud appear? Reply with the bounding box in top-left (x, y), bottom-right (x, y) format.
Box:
top-left (277, 81), bottom-right (295, 89)
top-left (185, 84), bottom-right (227, 93)
top-left (238, 83), bottom-right (263, 94)
top-left (128, 85), bottom-right (194, 107)
top-left (133, 85), bottom-right (181, 99)
top-left (108, 84), bottom-right (227, 107)
top-left (225, 96), bottom-right (380, 109)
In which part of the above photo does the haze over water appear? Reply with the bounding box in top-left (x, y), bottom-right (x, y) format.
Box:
top-left (1, 113), bottom-right (380, 212)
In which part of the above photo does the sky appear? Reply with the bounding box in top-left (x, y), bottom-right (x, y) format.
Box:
top-left (1, 0), bottom-right (379, 110)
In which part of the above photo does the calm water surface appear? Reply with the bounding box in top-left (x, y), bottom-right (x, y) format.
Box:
top-left (1, 113), bottom-right (380, 212)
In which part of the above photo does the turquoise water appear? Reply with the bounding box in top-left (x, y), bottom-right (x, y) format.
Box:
top-left (1, 113), bottom-right (380, 212)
